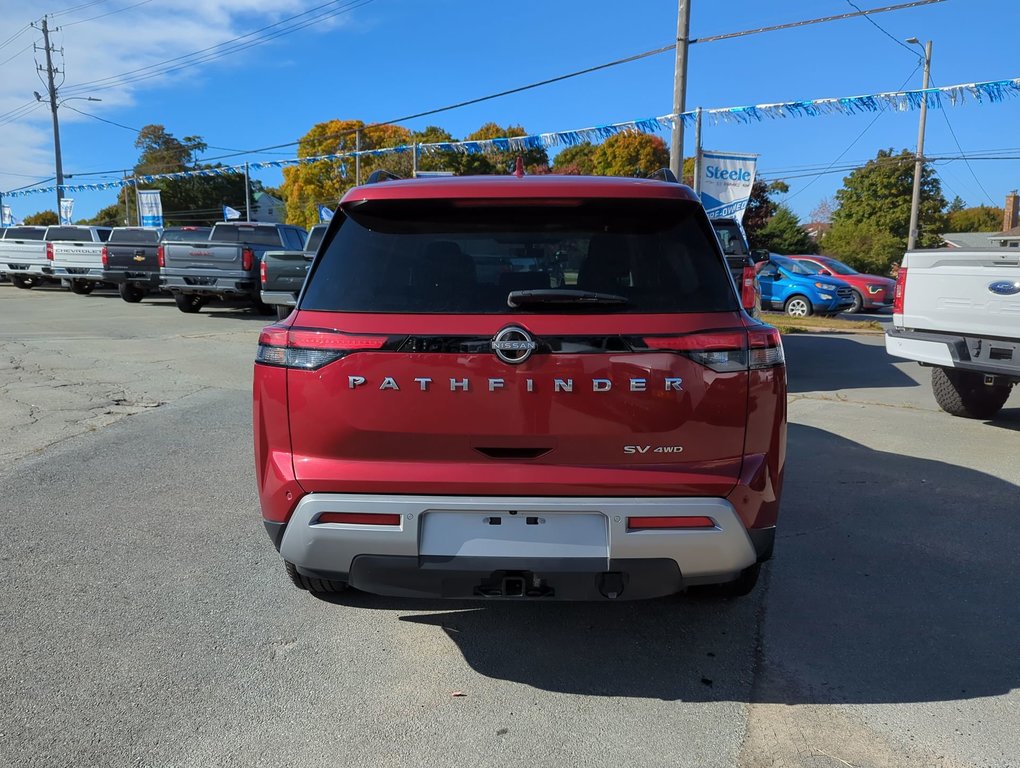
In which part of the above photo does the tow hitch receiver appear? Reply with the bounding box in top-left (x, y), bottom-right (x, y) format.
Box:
top-left (475, 571), bottom-right (553, 598)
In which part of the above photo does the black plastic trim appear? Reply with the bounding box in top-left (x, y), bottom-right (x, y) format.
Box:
top-left (263, 520), bottom-right (286, 551)
top-left (748, 526), bottom-right (776, 563)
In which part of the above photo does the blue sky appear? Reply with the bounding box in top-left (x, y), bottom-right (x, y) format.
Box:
top-left (0, 0), bottom-right (1015, 224)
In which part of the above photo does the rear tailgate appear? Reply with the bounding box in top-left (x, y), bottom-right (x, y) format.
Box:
top-left (163, 242), bottom-right (244, 271)
top-left (0, 241), bottom-right (48, 268)
top-left (901, 249), bottom-right (1020, 337)
top-left (107, 244), bottom-right (158, 271)
top-left (50, 242), bottom-right (105, 270)
top-left (262, 250), bottom-right (310, 293)
top-left (286, 312), bottom-right (750, 497)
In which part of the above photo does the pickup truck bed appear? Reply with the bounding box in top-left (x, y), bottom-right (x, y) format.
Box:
top-left (886, 248), bottom-right (1018, 418)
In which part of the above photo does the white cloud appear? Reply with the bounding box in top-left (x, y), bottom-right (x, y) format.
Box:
top-left (0, 0), bottom-right (362, 202)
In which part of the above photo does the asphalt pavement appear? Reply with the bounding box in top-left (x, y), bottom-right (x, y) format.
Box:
top-left (1, 285), bottom-right (1017, 768)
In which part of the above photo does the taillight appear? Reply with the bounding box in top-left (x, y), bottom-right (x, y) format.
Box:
top-left (260, 259), bottom-right (267, 286)
top-left (256, 327), bottom-right (390, 370)
top-left (893, 267), bottom-right (907, 314)
top-left (100, 246), bottom-right (108, 268)
top-left (46, 243), bottom-right (54, 261)
top-left (628, 516), bottom-right (716, 530)
top-left (157, 245), bottom-right (165, 268)
top-left (740, 264), bottom-right (757, 311)
top-left (242, 247), bottom-right (254, 272)
top-left (640, 328), bottom-right (783, 372)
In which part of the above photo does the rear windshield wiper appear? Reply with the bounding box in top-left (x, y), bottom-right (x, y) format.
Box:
top-left (507, 289), bottom-right (630, 308)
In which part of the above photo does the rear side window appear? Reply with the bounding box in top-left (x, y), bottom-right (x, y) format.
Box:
top-left (302, 198), bottom-right (736, 314)
top-left (210, 225), bottom-right (284, 246)
top-left (109, 229), bottom-right (160, 245)
top-left (2, 227), bottom-right (45, 241)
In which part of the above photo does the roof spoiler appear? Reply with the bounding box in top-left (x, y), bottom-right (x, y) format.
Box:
top-left (365, 169), bottom-right (402, 184)
top-left (648, 168), bottom-right (678, 183)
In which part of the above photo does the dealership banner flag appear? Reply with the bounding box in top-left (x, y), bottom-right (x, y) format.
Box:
top-left (137, 189), bottom-right (164, 228)
top-left (1, 205), bottom-right (12, 227)
top-left (697, 151), bottom-right (758, 222)
top-left (317, 204), bottom-right (334, 223)
top-left (59, 197), bottom-right (75, 225)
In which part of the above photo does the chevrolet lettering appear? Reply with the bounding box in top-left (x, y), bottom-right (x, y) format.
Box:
top-left (255, 172), bottom-right (787, 601)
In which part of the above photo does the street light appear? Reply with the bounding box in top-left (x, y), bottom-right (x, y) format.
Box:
top-left (31, 92), bottom-right (101, 210)
top-left (905, 38), bottom-right (932, 251)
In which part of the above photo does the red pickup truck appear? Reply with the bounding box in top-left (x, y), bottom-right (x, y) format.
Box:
top-left (254, 172), bottom-right (787, 600)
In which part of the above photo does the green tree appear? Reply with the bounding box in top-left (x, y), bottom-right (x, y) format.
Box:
top-left (825, 148), bottom-right (947, 267)
top-left (85, 203), bottom-right (125, 227)
top-left (552, 143), bottom-right (597, 175)
top-left (947, 195), bottom-right (966, 213)
top-left (947, 205), bottom-right (1003, 233)
top-left (821, 219), bottom-right (903, 275)
top-left (23, 210), bottom-right (58, 225)
top-left (744, 179), bottom-right (789, 250)
top-left (590, 133), bottom-right (669, 177)
top-left (758, 204), bottom-right (817, 254)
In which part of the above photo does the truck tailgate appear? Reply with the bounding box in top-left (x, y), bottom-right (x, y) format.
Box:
top-left (164, 242), bottom-right (243, 270)
top-left (51, 243), bottom-right (104, 269)
top-left (902, 250), bottom-right (1020, 338)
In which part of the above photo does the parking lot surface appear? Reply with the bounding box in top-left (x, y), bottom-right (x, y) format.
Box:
top-left (1, 285), bottom-right (1017, 768)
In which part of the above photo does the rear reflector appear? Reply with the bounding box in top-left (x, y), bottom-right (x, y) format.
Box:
top-left (628, 516), bottom-right (716, 530)
top-left (157, 245), bottom-right (165, 268)
top-left (316, 512), bottom-right (401, 526)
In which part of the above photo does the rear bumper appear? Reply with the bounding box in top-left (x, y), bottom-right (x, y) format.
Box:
top-left (162, 272), bottom-right (256, 296)
top-left (2, 262), bottom-right (49, 276)
top-left (886, 327), bottom-right (1020, 380)
top-left (49, 266), bottom-right (105, 280)
top-left (260, 290), bottom-right (296, 307)
top-left (101, 269), bottom-right (160, 286)
top-left (270, 494), bottom-right (768, 600)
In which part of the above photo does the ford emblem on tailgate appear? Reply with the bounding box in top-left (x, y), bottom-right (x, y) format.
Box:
top-left (491, 326), bottom-right (536, 364)
top-left (988, 280), bottom-right (1020, 296)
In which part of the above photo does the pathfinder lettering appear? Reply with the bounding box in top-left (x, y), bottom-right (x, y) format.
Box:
top-left (346, 376), bottom-right (684, 393)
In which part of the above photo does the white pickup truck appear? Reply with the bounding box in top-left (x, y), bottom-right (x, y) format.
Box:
top-left (44, 225), bottom-right (113, 294)
top-left (886, 248), bottom-right (1019, 419)
top-left (0, 226), bottom-right (50, 288)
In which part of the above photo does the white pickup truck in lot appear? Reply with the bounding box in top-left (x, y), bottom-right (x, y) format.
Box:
top-left (0, 226), bottom-right (50, 288)
top-left (886, 248), bottom-right (1019, 418)
top-left (44, 225), bottom-right (113, 294)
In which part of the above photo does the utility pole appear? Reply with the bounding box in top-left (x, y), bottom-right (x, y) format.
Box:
top-left (906, 38), bottom-right (932, 251)
top-left (244, 162), bottom-right (252, 222)
top-left (693, 107), bottom-right (704, 196)
top-left (670, 0), bottom-right (691, 180)
top-left (36, 16), bottom-right (64, 212)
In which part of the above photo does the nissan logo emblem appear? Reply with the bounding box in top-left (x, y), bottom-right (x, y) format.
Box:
top-left (491, 326), bottom-right (537, 365)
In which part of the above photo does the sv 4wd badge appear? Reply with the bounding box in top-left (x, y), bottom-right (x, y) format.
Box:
top-left (624, 445), bottom-right (684, 454)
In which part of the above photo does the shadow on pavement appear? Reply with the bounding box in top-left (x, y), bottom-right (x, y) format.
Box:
top-left (315, 423), bottom-right (1019, 705)
top-left (783, 334), bottom-right (919, 394)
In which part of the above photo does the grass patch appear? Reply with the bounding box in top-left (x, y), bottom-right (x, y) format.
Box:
top-left (761, 312), bottom-right (883, 334)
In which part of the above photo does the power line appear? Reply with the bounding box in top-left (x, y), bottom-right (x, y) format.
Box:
top-left (0, 40), bottom-right (37, 68)
top-left (927, 73), bottom-right (996, 206)
top-left (843, 0), bottom-right (920, 56)
top-left (50, 0), bottom-right (113, 17)
top-left (60, 0), bottom-right (157, 28)
top-left (0, 23), bottom-right (32, 54)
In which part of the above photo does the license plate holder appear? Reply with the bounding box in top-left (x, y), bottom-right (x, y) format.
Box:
top-left (420, 511), bottom-right (608, 559)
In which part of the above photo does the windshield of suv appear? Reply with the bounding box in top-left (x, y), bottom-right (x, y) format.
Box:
top-left (302, 198), bottom-right (736, 314)
top-left (772, 255), bottom-right (815, 276)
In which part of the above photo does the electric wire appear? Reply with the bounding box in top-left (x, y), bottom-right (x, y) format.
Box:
top-left (60, 0), bottom-right (157, 28)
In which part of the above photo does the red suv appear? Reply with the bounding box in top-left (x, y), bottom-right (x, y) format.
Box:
top-left (254, 174), bottom-right (787, 600)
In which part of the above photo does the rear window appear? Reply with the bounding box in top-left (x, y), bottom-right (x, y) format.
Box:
top-left (46, 227), bottom-right (98, 242)
top-left (109, 229), bottom-right (160, 245)
top-left (302, 198), bottom-right (736, 314)
top-left (2, 227), bottom-right (45, 241)
top-left (305, 225), bottom-right (327, 253)
top-left (712, 221), bottom-right (748, 256)
top-left (161, 228), bottom-right (211, 242)
top-left (210, 224), bottom-right (284, 246)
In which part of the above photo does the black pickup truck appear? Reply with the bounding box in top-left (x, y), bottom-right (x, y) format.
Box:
top-left (160, 222), bottom-right (307, 313)
top-left (101, 227), bottom-right (163, 302)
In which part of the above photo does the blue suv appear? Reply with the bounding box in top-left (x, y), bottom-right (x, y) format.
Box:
top-left (757, 254), bottom-right (855, 317)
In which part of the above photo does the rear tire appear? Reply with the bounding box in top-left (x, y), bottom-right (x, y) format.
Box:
top-left (285, 561), bottom-right (348, 593)
top-left (118, 282), bottom-right (146, 303)
top-left (69, 279), bottom-right (94, 295)
top-left (931, 366), bottom-right (1011, 419)
top-left (275, 305), bottom-right (292, 320)
top-left (784, 295), bottom-right (812, 317)
top-left (174, 293), bottom-right (204, 313)
top-left (252, 298), bottom-right (275, 316)
top-left (11, 274), bottom-right (33, 289)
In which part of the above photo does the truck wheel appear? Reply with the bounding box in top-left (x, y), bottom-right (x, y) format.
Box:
top-left (69, 279), bottom-right (94, 295)
top-left (11, 275), bottom-right (33, 289)
top-left (252, 299), bottom-right (275, 316)
top-left (848, 289), bottom-right (864, 314)
top-left (784, 295), bottom-right (812, 318)
top-left (285, 561), bottom-right (348, 594)
top-left (118, 283), bottom-right (146, 303)
top-left (174, 294), bottom-right (204, 313)
top-left (276, 305), bottom-right (292, 321)
top-left (931, 367), bottom-right (1011, 419)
